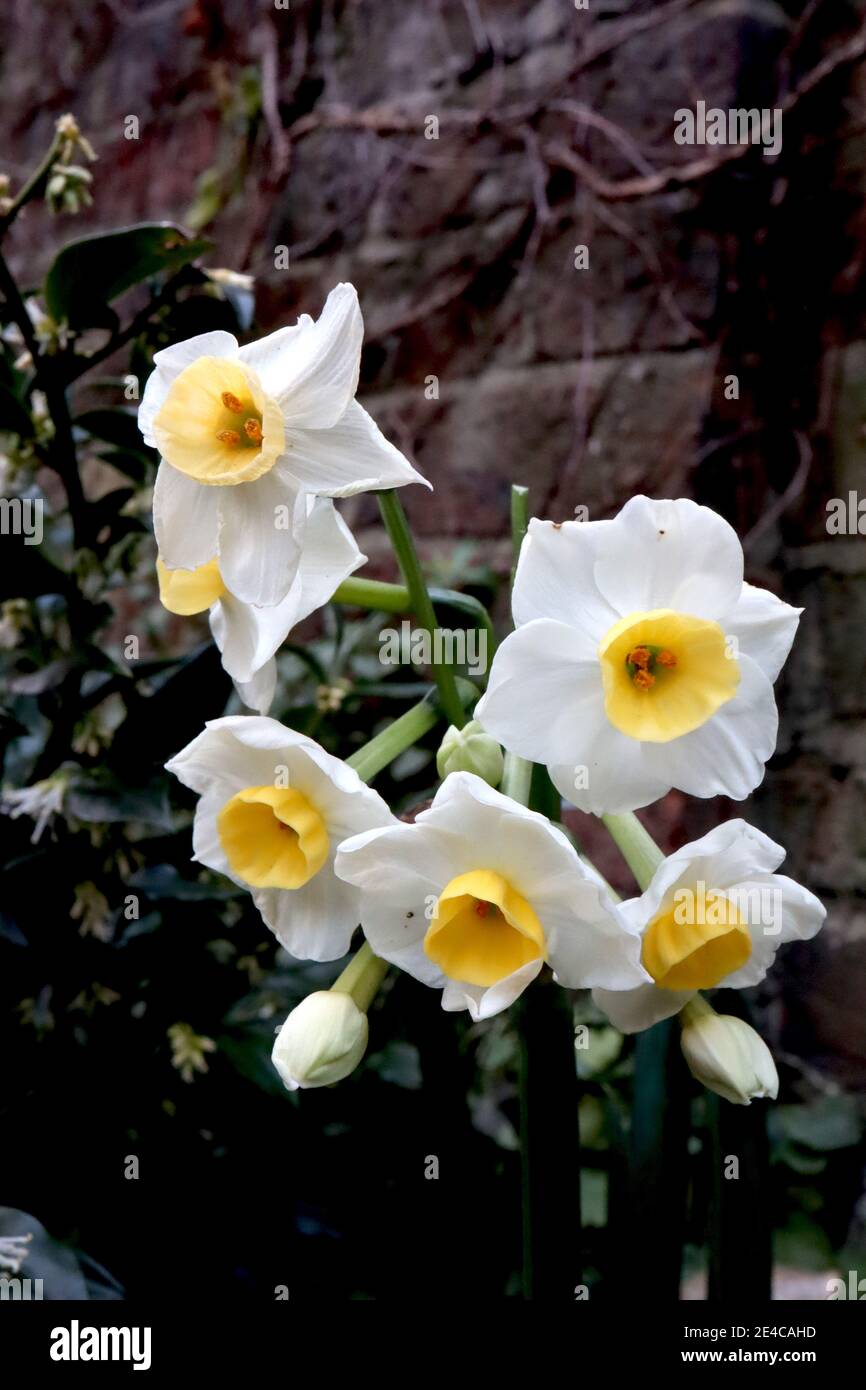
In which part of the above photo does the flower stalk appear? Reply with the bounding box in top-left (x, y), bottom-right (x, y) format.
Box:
top-left (600, 811), bottom-right (665, 892)
top-left (331, 939), bottom-right (390, 1011)
top-left (377, 489), bottom-right (467, 729)
top-left (346, 695), bottom-right (441, 783)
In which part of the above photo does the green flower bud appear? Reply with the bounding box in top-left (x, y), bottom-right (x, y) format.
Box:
top-left (436, 719), bottom-right (504, 788)
top-left (680, 1000), bottom-right (778, 1105)
top-left (272, 991), bottom-right (369, 1091)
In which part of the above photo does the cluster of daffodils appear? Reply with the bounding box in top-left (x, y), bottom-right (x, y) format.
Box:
top-left (144, 289), bottom-right (825, 1108)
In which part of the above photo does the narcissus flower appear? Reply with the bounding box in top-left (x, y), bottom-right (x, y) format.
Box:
top-left (475, 497), bottom-right (801, 813)
top-left (334, 771), bottom-right (648, 1021)
top-left (139, 283), bottom-right (428, 606)
top-left (592, 819), bottom-right (825, 1033)
top-left (679, 999), bottom-right (779, 1105)
top-left (166, 717), bottom-right (395, 960)
top-left (157, 496), bottom-right (364, 714)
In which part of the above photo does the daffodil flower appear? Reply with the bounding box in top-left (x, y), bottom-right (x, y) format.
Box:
top-left (166, 717), bottom-right (395, 961)
top-left (157, 496), bottom-right (365, 714)
top-left (591, 819), bottom-right (825, 1033)
top-left (334, 771), bottom-right (649, 1021)
top-left (139, 283), bottom-right (429, 606)
top-left (475, 497), bottom-right (801, 813)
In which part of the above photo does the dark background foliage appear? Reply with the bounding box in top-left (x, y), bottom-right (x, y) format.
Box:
top-left (1, 0), bottom-right (866, 1299)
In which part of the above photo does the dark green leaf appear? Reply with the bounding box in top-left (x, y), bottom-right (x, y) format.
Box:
top-left (75, 408), bottom-right (153, 458)
top-left (44, 223), bottom-right (211, 328)
top-left (0, 382), bottom-right (34, 438)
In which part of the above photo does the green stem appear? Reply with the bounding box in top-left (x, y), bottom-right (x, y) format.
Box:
top-left (333, 575), bottom-right (497, 663)
top-left (331, 940), bottom-right (389, 1012)
top-left (510, 485), bottom-right (529, 586)
top-left (376, 490), bottom-right (466, 729)
top-left (600, 811), bottom-right (664, 892)
top-left (0, 128), bottom-right (63, 238)
top-left (501, 750), bottom-right (533, 806)
top-left (501, 483), bottom-right (534, 808)
top-left (0, 249), bottom-right (87, 545)
top-left (346, 695), bottom-right (440, 783)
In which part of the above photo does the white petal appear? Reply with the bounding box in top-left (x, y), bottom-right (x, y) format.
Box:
top-left (720, 871), bottom-right (826, 988)
top-left (295, 497), bottom-right (366, 611)
top-left (546, 718), bottom-right (672, 816)
top-left (233, 658), bottom-right (277, 714)
top-left (153, 462), bottom-right (220, 570)
top-left (274, 283), bottom-right (363, 430)
top-left (475, 619), bottom-right (602, 767)
top-left (212, 499), bottom-right (363, 685)
top-left (543, 873), bottom-right (649, 990)
top-left (441, 961), bottom-right (543, 1021)
top-left (236, 321), bottom-right (309, 399)
top-left (335, 821), bottom-right (455, 986)
top-left (217, 466), bottom-right (302, 606)
top-left (211, 590), bottom-right (299, 684)
top-left (283, 400), bottom-right (429, 497)
top-left (726, 581), bottom-right (802, 683)
top-left (512, 517), bottom-right (619, 637)
top-left (190, 786), bottom-right (237, 882)
top-left (592, 982), bottom-right (693, 1034)
top-left (593, 496), bottom-right (744, 621)
top-left (139, 330), bottom-right (238, 447)
top-left (253, 871), bottom-right (362, 962)
top-left (650, 653), bottom-right (778, 801)
top-left (166, 716), bottom-right (300, 798)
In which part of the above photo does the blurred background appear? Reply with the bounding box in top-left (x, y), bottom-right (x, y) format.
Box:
top-left (1, 0), bottom-right (866, 1300)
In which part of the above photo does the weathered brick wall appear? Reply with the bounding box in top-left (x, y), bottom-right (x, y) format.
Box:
top-left (5, 0), bottom-right (866, 1082)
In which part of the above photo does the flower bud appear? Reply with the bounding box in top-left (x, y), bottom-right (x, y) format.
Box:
top-left (680, 1004), bottom-right (778, 1105)
top-left (272, 990), bottom-right (369, 1091)
top-left (436, 720), bottom-right (504, 788)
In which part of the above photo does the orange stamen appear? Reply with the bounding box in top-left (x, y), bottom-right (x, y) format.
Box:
top-left (633, 669), bottom-right (655, 690)
top-left (221, 391), bottom-right (245, 413)
top-left (474, 900), bottom-right (493, 918)
top-left (656, 649), bottom-right (677, 668)
top-left (215, 429), bottom-right (241, 446)
top-left (627, 646), bottom-right (652, 670)
top-left (243, 417), bottom-right (263, 443)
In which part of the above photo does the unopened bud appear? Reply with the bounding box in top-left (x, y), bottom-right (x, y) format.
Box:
top-left (272, 990), bottom-right (369, 1091)
top-left (436, 719), bottom-right (504, 788)
top-left (680, 1000), bottom-right (778, 1105)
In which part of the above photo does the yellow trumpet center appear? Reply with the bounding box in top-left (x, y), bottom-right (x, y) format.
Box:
top-left (642, 891), bottom-right (752, 991)
top-left (424, 869), bottom-right (546, 988)
top-left (217, 785), bottom-right (329, 890)
top-left (153, 356), bottom-right (285, 486)
top-left (157, 556), bottom-right (226, 615)
top-left (598, 608), bottom-right (739, 742)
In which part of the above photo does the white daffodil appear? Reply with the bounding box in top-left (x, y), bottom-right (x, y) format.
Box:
top-left (592, 819), bottom-right (825, 1034)
top-left (157, 495), bottom-right (364, 714)
top-left (139, 283), bottom-right (428, 606)
top-left (334, 770), bottom-right (648, 1021)
top-left (475, 497), bottom-right (802, 814)
top-left (166, 717), bottom-right (396, 961)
